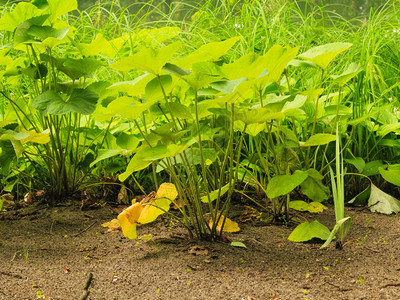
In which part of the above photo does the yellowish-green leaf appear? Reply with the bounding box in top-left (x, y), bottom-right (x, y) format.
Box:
top-left (0, 2), bottom-right (45, 32)
top-left (298, 42), bottom-right (352, 70)
top-left (101, 218), bottom-right (120, 228)
top-left (209, 214), bottom-right (240, 232)
top-left (288, 220), bottom-right (330, 242)
top-left (47, 0), bottom-right (78, 22)
top-left (156, 183), bottom-right (178, 200)
top-left (111, 42), bottom-right (181, 74)
top-left (20, 129), bottom-right (50, 145)
top-left (301, 134), bottom-right (336, 147)
top-left (118, 202), bottom-right (143, 239)
top-left (176, 36), bottom-right (242, 69)
top-left (289, 200), bottom-right (327, 213)
top-left (137, 197), bottom-right (171, 224)
top-left (201, 182), bottom-right (230, 203)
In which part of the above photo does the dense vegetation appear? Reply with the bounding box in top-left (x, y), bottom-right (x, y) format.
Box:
top-left (0, 0), bottom-right (399, 246)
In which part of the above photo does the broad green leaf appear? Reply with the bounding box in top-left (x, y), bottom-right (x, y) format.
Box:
top-left (90, 149), bottom-right (125, 167)
top-left (11, 140), bottom-right (24, 158)
top-left (116, 133), bottom-right (140, 150)
top-left (62, 58), bottom-right (105, 79)
top-left (288, 220), bottom-right (330, 242)
top-left (119, 153), bottom-right (152, 182)
top-left (0, 2), bottom-right (45, 31)
top-left (230, 241), bottom-right (247, 248)
top-left (168, 102), bottom-right (193, 119)
top-left (348, 103), bottom-right (392, 126)
top-left (368, 183), bottom-right (400, 214)
top-left (32, 89), bottom-right (98, 115)
top-left (298, 42), bottom-right (352, 70)
top-left (107, 73), bottom-right (154, 96)
top-left (135, 26), bottom-right (180, 45)
top-left (301, 134), bottom-right (336, 147)
top-left (222, 53), bottom-right (262, 79)
top-left (362, 160), bottom-right (384, 176)
top-left (158, 147), bottom-right (217, 170)
top-left (289, 201), bottom-right (327, 213)
top-left (111, 42), bottom-right (181, 74)
top-left (282, 95), bottom-right (307, 114)
top-left (76, 33), bottom-right (109, 56)
top-left (348, 185), bottom-right (370, 205)
top-left (234, 121), bottom-right (266, 137)
top-left (101, 34), bottom-right (129, 58)
top-left (27, 25), bottom-right (69, 41)
top-left (301, 169), bottom-right (329, 202)
top-left (266, 171), bottom-right (309, 199)
top-left (141, 144), bottom-right (167, 161)
top-left (320, 217), bottom-right (351, 248)
top-left (235, 108), bottom-right (284, 125)
top-left (331, 63), bottom-right (362, 86)
top-left (107, 96), bottom-right (159, 120)
top-left (182, 62), bottom-right (223, 90)
top-left (137, 197), bottom-right (171, 224)
top-left (379, 165), bottom-right (400, 187)
top-left (277, 146), bottom-right (301, 173)
top-left (377, 123), bottom-right (400, 137)
top-left (40, 55), bottom-right (105, 79)
top-left (261, 45), bottom-right (299, 82)
top-left (176, 36), bottom-right (242, 69)
top-left (0, 141), bottom-right (16, 176)
top-left (201, 182), bottom-right (231, 203)
top-left (211, 78), bottom-right (248, 95)
top-left (287, 59), bottom-right (318, 68)
top-left (345, 157), bottom-right (365, 173)
top-left (145, 75), bottom-right (172, 101)
top-left (163, 62), bottom-right (190, 76)
top-left (47, 0), bottom-right (78, 22)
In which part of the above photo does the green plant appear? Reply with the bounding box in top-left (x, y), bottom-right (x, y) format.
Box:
top-left (0, 0), bottom-right (113, 198)
top-left (321, 125), bottom-right (351, 249)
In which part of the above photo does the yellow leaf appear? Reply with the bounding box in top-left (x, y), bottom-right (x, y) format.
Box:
top-left (117, 202), bottom-right (143, 239)
top-left (101, 219), bottom-right (120, 228)
top-left (209, 214), bottom-right (240, 233)
top-left (139, 234), bottom-right (153, 240)
top-left (156, 182), bottom-right (178, 200)
top-left (137, 197), bottom-right (171, 224)
top-left (20, 129), bottom-right (50, 145)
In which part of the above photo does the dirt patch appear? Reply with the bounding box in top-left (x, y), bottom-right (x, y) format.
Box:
top-left (1, 203), bottom-right (400, 299)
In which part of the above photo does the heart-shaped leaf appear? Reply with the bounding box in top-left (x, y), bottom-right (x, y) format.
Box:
top-left (288, 220), bottom-right (330, 242)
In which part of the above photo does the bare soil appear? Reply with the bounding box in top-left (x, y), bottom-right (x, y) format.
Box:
top-left (1, 201), bottom-right (400, 300)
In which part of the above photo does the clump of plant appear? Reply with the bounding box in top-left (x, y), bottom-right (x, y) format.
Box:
top-left (0, 0), bottom-right (114, 198)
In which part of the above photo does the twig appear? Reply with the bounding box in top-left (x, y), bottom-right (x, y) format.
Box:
top-left (324, 280), bottom-right (352, 292)
top-left (78, 273), bottom-right (93, 300)
top-left (380, 282), bottom-right (400, 289)
top-left (0, 271), bottom-right (23, 279)
top-left (72, 221), bottom-right (97, 237)
top-left (364, 246), bottom-right (380, 253)
top-left (10, 251), bottom-right (21, 262)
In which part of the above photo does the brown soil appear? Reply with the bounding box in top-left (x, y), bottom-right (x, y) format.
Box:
top-left (1, 202), bottom-right (400, 300)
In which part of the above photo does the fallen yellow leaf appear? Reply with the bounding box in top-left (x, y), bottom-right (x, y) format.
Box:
top-left (118, 202), bottom-right (143, 239)
top-left (101, 219), bottom-right (120, 228)
top-left (209, 213), bottom-right (240, 233)
top-left (137, 197), bottom-right (171, 224)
